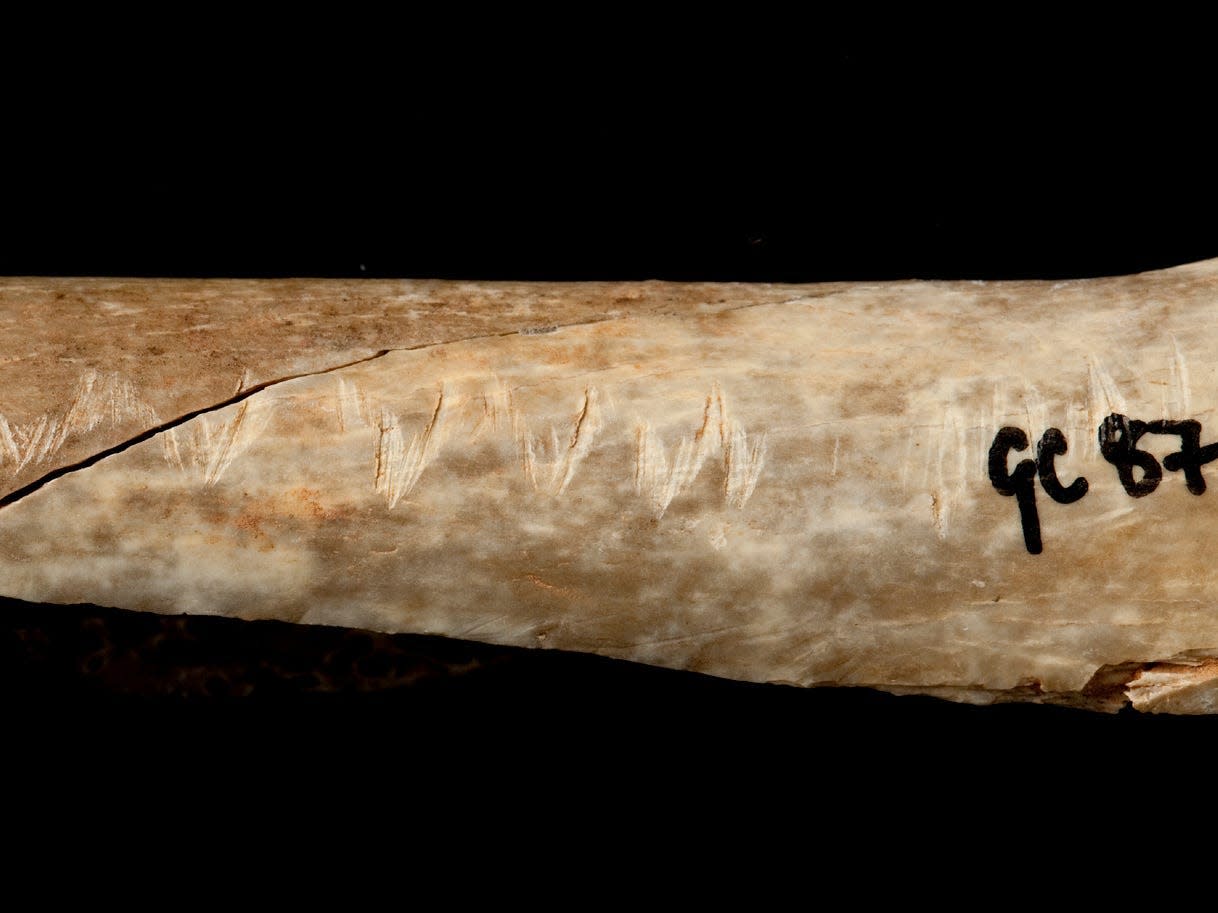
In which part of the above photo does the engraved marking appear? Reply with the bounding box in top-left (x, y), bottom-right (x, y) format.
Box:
top-left (1171, 334), bottom-right (1192, 417)
top-left (635, 384), bottom-right (765, 517)
top-left (374, 386), bottom-right (447, 508)
top-left (1087, 355), bottom-right (1127, 457)
top-left (0, 351), bottom-right (392, 509)
top-left (334, 376), bottom-right (373, 434)
top-left (470, 378), bottom-right (512, 441)
top-left (722, 417), bottom-right (767, 510)
top-left (513, 387), bottom-right (603, 496)
top-left (160, 395), bottom-right (274, 486)
top-left (202, 400), bottom-right (251, 486)
top-left (234, 367), bottom-right (252, 397)
top-left (0, 371), bottom-right (161, 476)
top-left (0, 416), bottom-right (19, 466)
top-left (555, 388), bottom-right (599, 495)
top-left (161, 425), bottom-right (184, 471)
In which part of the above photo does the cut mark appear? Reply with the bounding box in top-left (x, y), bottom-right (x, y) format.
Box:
top-left (515, 387), bottom-right (603, 496)
top-left (1170, 334), bottom-right (1192, 417)
top-left (0, 350), bottom-right (392, 510)
top-left (0, 371), bottom-right (160, 476)
top-left (634, 383), bottom-right (766, 517)
top-left (0, 309), bottom-right (662, 510)
top-left (334, 376), bottom-right (374, 434)
top-left (161, 396), bottom-right (275, 486)
top-left (375, 386), bottom-right (447, 508)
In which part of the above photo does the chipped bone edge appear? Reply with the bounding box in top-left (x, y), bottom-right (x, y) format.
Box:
top-left (827, 652), bottom-right (1218, 714)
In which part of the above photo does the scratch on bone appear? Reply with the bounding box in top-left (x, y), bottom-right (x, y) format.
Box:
top-left (634, 383), bottom-right (766, 517)
top-left (333, 376), bottom-right (374, 434)
top-left (927, 403), bottom-right (968, 540)
top-left (899, 431), bottom-right (915, 489)
top-left (1022, 385), bottom-right (1047, 453)
top-left (513, 387), bottom-right (603, 496)
top-left (556, 388), bottom-right (600, 495)
top-left (722, 416), bottom-right (767, 509)
top-left (374, 386), bottom-right (447, 508)
top-left (0, 416), bottom-right (19, 466)
top-left (0, 349), bottom-right (399, 509)
top-left (470, 377), bottom-right (513, 441)
top-left (1170, 334), bottom-right (1192, 417)
top-left (234, 367), bottom-right (253, 397)
top-left (0, 310), bottom-right (793, 509)
top-left (0, 371), bottom-right (161, 476)
top-left (161, 395), bottom-right (274, 486)
top-left (1079, 357), bottom-right (1122, 459)
top-left (201, 400), bottom-right (251, 486)
top-left (1087, 355), bottom-right (1127, 456)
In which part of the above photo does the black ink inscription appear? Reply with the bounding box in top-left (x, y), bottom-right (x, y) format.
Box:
top-left (994, 413), bottom-right (1218, 554)
top-left (1036, 428), bottom-right (1089, 504)
top-left (1098, 413), bottom-right (1161, 497)
top-left (988, 426), bottom-right (1043, 554)
top-left (1099, 413), bottom-right (1218, 497)
top-left (1149, 419), bottom-right (1218, 495)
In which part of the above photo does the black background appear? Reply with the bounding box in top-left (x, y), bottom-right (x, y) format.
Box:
top-left (3, 26), bottom-right (1217, 814)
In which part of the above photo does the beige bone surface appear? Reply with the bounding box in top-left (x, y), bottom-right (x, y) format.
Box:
top-left (0, 265), bottom-right (1216, 713)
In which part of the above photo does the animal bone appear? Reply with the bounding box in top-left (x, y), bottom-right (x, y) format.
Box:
top-left (1, 265), bottom-right (1216, 713)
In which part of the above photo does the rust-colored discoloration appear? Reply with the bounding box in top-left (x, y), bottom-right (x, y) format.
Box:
top-left (234, 509), bottom-right (276, 552)
top-left (290, 487), bottom-right (330, 521)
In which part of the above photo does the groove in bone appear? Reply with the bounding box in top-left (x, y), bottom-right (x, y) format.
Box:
top-left (334, 376), bottom-right (374, 433)
top-left (928, 402), bottom-right (973, 540)
top-left (1169, 334), bottom-right (1192, 418)
top-left (514, 387), bottom-right (602, 496)
top-left (635, 384), bottom-right (766, 518)
top-left (233, 367), bottom-right (253, 397)
top-left (1087, 355), bottom-right (1126, 458)
top-left (374, 387), bottom-right (447, 508)
top-left (470, 378), bottom-right (513, 442)
top-left (0, 371), bottom-right (159, 475)
top-left (161, 397), bottom-right (273, 486)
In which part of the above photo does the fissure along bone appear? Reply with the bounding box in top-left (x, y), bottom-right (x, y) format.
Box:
top-left (1, 265), bottom-right (1216, 713)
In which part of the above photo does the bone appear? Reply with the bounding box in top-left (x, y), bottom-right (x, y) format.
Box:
top-left (1, 264), bottom-right (1216, 713)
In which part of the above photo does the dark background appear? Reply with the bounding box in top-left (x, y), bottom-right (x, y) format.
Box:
top-left (3, 28), bottom-right (1216, 811)
top-left (6, 31), bottom-right (1216, 283)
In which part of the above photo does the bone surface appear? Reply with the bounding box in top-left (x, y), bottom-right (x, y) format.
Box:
top-left (1, 265), bottom-right (1216, 713)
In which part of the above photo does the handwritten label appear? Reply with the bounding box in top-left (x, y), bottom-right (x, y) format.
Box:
top-left (989, 414), bottom-right (1218, 554)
